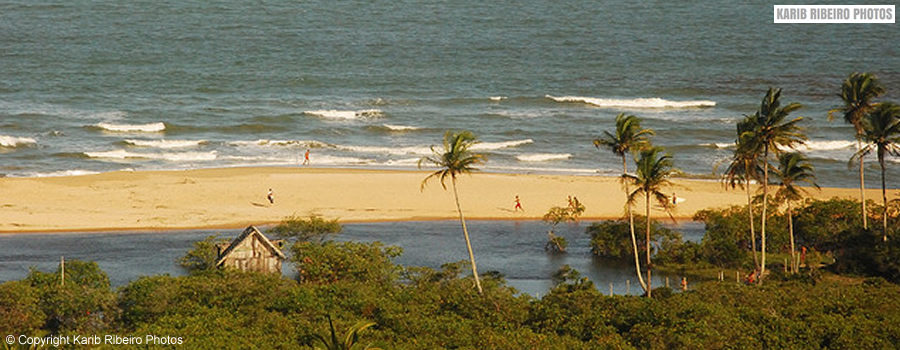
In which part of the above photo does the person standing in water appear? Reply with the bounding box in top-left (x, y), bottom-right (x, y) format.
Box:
top-left (303, 149), bottom-right (310, 166)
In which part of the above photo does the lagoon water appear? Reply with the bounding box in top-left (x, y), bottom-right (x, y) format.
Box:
top-left (0, 221), bottom-right (705, 296)
top-left (1, 1), bottom-right (899, 187)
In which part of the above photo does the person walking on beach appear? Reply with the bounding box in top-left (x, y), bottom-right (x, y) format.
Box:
top-left (303, 149), bottom-right (310, 166)
top-left (514, 195), bottom-right (523, 212)
top-left (267, 189), bottom-right (274, 204)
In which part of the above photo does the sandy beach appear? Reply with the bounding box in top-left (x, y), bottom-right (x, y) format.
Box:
top-left (0, 167), bottom-right (891, 233)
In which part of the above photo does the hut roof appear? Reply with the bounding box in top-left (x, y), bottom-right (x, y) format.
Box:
top-left (215, 226), bottom-right (287, 267)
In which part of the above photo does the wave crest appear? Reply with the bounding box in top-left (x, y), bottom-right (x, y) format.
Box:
top-left (95, 122), bottom-right (166, 133)
top-left (382, 124), bottom-right (420, 131)
top-left (546, 95), bottom-right (716, 109)
top-left (472, 139), bottom-right (534, 151)
top-left (125, 139), bottom-right (207, 149)
top-left (84, 150), bottom-right (217, 162)
top-left (516, 153), bottom-right (572, 162)
top-left (229, 139), bottom-right (333, 148)
top-left (304, 109), bottom-right (384, 120)
top-left (0, 135), bottom-right (37, 148)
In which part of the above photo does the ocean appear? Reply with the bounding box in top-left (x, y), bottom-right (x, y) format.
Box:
top-left (1, 0), bottom-right (899, 188)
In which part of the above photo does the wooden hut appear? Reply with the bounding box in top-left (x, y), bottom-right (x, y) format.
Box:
top-left (216, 226), bottom-right (286, 274)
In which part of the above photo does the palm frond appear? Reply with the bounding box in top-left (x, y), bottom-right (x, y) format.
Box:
top-left (419, 131), bottom-right (485, 191)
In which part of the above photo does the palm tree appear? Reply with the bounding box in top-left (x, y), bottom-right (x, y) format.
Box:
top-left (624, 146), bottom-right (675, 298)
top-left (593, 113), bottom-right (654, 293)
top-left (829, 72), bottom-right (885, 230)
top-left (740, 88), bottom-right (806, 284)
top-left (854, 102), bottom-right (900, 241)
top-left (419, 130), bottom-right (487, 294)
top-left (775, 152), bottom-right (819, 273)
top-left (723, 120), bottom-right (764, 270)
top-left (310, 315), bottom-right (381, 350)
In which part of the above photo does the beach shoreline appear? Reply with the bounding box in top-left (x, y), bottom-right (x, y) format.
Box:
top-left (0, 166), bottom-right (892, 234)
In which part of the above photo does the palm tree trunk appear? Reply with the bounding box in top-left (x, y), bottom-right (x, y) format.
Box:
top-left (760, 146), bottom-right (769, 285)
top-left (859, 140), bottom-right (868, 230)
top-left (623, 156), bottom-right (648, 293)
top-left (452, 177), bottom-right (483, 295)
top-left (880, 153), bottom-right (888, 241)
top-left (747, 178), bottom-right (759, 270)
top-left (645, 190), bottom-right (652, 298)
top-left (788, 201), bottom-right (796, 274)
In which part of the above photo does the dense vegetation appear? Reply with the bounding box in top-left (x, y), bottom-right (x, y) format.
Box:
top-left (3, 198), bottom-right (900, 349)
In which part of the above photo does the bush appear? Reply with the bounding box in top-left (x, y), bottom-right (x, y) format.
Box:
top-left (586, 217), bottom-right (681, 262)
top-left (794, 198), bottom-right (866, 252)
top-left (269, 214), bottom-right (342, 242)
top-left (178, 235), bottom-right (229, 273)
top-left (25, 260), bottom-right (118, 334)
top-left (291, 241), bottom-right (402, 285)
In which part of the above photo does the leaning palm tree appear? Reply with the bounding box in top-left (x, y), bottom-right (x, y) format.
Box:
top-left (624, 146), bottom-right (675, 298)
top-left (829, 72), bottom-right (885, 230)
top-left (854, 102), bottom-right (900, 241)
top-left (740, 88), bottom-right (806, 284)
top-left (419, 130), bottom-right (487, 295)
top-left (594, 113), bottom-right (654, 294)
top-left (723, 121), bottom-right (764, 270)
top-left (774, 152), bottom-right (820, 273)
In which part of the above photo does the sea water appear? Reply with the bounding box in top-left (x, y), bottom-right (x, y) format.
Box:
top-left (1, 0), bottom-right (898, 187)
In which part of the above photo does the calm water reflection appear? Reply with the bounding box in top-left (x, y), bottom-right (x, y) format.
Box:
top-left (0, 220), bottom-right (704, 296)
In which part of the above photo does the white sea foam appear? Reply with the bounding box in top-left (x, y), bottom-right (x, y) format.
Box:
top-left (84, 150), bottom-right (217, 162)
top-left (95, 122), bottom-right (166, 133)
top-left (701, 142), bottom-right (735, 149)
top-left (125, 139), bottom-right (206, 149)
top-left (0, 135), bottom-right (37, 148)
top-left (795, 140), bottom-right (856, 151)
top-left (336, 144), bottom-right (433, 156)
top-left (546, 95), bottom-right (716, 109)
top-left (229, 139), bottom-right (333, 148)
top-left (516, 153), bottom-right (572, 162)
top-left (383, 124), bottom-right (420, 131)
top-left (305, 154), bottom-right (374, 165)
top-left (27, 170), bottom-right (100, 178)
top-left (471, 139), bottom-right (534, 151)
top-left (304, 109), bottom-right (384, 120)
top-left (383, 158), bottom-right (421, 166)
top-left (489, 96), bottom-right (507, 101)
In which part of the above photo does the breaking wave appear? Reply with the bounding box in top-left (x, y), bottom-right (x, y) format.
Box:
top-left (382, 124), bottom-right (420, 131)
top-left (516, 153), bottom-right (573, 162)
top-left (124, 139), bottom-right (207, 149)
top-left (546, 95), bottom-right (716, 109)
top-left (472, 139), bottom-right (534, 151)
top-left (304, 109), bottom-right (384, 120)
top-left (95, 122), bottom-right (166, 133)
top-left (0, 135), bottom-right (37, 148)
top-left (84, 150), bottom-right (217, 162)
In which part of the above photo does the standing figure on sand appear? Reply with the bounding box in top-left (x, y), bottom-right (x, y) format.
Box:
top-left (267, 188), bottom-right (274, 204)
top-left (514, 195), bottom-right (523, 212)
top-left (303, 149), bottom-right (310, 166)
